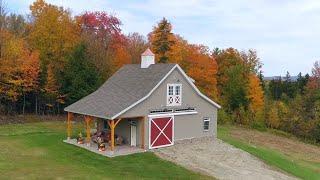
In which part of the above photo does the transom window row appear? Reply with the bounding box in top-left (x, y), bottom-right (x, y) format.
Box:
top-left (149, 107), bottom-right (196, 114)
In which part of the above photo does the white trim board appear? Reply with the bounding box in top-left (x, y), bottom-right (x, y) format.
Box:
top-left (111, 64), bottom-right (221, 119)
top-left (148, 111), bottom-right (197, 118)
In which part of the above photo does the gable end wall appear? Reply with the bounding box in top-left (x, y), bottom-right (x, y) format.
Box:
top-left (120, 68), bottom-right (218, 148)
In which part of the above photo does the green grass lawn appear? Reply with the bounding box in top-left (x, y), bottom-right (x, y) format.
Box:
top-left (0, 121), bottom-right (210, 179)
top-left (218, 125), bottom-right (320, 180)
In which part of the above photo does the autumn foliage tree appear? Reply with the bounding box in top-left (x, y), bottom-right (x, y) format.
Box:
top-left (126, 32), bottom-right (148, 64)
top-left (77, 11), bottom-right (126, 77)
top-left (215, 48), bottom-right (265, 125)
top-left (216, 49), bottom-right (248, 111)
top-left (29, 0), bottom-right (79, 70)
top-left (1, 0), bottom-right (320, 142)
top-left (0, 30), bottom-right (40, 113)
top-left (167, 35), bottom-right (189, 65)
top-left (149, 18), bottom-right (175, 63)
top-left (266, 102), bottom-right (280, 128)
top-left (247, 74), bottom-right (264, 113)
top-left (151, 23), bottom-right (218, 101)
top-left (184, 45), bottom-right (218, 100)
top-left (28, 0), bottom-right (81, 113)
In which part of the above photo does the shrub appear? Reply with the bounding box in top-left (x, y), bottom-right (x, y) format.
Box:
top-left (217, 109), bottom-right (232, 124)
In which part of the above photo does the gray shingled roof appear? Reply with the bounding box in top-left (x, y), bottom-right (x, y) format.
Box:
top-left (64, 63), bottom-right (176, 119)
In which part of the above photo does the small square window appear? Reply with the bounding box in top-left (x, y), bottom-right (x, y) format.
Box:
top-left (203, 118), bottom-right (210, 131)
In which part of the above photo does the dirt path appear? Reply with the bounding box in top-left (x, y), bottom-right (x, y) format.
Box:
top-left (154, 138), bottom-right (297, 180)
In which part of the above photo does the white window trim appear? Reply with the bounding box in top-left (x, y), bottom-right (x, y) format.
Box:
top-left (167, 84), bottom-right (182, 106)
top-left (203, 117), bottom-right (210, 131)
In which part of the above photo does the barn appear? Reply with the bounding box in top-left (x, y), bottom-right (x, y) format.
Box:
top-left (64, 49), bottom-right (221, 156)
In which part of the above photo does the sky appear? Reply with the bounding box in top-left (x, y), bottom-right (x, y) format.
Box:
top-left (5, 0), bottom-right (320, 76)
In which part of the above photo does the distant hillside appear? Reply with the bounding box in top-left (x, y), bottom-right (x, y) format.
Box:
top-left (263, 76), bottom-right (298, 82)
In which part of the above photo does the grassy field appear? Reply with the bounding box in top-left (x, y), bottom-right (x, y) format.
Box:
top-left (2, 118), bottom-right (319, 179)
top-left (218, 125), bottom-right (320, 180)
top-left (0, 120), bottom-right (210, 179)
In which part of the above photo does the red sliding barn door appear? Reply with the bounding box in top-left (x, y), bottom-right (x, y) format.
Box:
top-left (149, 116), bottom-right (174, 149)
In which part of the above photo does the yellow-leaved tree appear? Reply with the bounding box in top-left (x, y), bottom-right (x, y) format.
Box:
top-left (247, 74), bottom-right (264, 113)
top-left (29, 0), bottom-right (79, 74)
top-left (246, 74), bottom-right (264, 124)
top-left (0, 30), bottom-right (40, 113)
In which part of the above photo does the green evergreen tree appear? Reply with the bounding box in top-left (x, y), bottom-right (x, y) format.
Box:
top-left (150, 17), bottom-right (175, 63)
top-left (61, 43), bottom-right (102, 104)
top-left (268, 77), bottom-right (283, 100)
top-left (258, 70), bottom-right (265, 91)
top-left (283, 71), bottom-right (296, 98)
top-left (296, 72), bottom-right (309, 95)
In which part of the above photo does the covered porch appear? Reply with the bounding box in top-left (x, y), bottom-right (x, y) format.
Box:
top-left (64, 112), bottom-right (146, 157)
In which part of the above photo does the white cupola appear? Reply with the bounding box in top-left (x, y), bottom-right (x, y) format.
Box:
top-left (141, 48), bottom-right (155, 68)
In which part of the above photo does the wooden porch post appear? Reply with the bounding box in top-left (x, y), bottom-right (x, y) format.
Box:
top-left (141, 117), bottom-right (145, 149)
top-left (67, 112), bottom-right (73, 140)
top-left (85, 116), bottom-right (92, 146)
top-left (108, 119), bottom-right (122, 151)
top-left (110, 120), bottom-right (115, 151)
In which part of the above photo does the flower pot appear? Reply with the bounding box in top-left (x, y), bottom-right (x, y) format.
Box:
top-left (98, 143), bottom-right (106, 151)
top-left (77, 138), bottom-right (84, 144)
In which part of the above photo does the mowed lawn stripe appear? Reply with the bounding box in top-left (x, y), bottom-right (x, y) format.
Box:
top-left (0, 121), bottom-right (211, 179)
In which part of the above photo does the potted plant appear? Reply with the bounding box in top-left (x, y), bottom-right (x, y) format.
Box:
top-left (97, 137), bottom-right (106, 151)
top-left (77, 132), bottom-right (84, 144)
top-left (98, 143), bottom-right (106, 151)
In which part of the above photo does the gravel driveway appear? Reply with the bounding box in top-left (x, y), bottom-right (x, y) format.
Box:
top-left (154, 137), bottom-right (297, 180)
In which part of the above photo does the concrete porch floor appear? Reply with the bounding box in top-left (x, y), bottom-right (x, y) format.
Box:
top-left (63, 139), bottom-right (146, 157)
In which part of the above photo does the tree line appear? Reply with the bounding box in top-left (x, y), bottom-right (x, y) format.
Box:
top-left (0, 0), bottom-right (319, 142)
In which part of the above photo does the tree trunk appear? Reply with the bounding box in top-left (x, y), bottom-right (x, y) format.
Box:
top-left (57, 102), bottom-right (60, 115)
top-left (35, 95), bottom-right (38, 115)
top-left (22, 93), bottom-right (26, 115)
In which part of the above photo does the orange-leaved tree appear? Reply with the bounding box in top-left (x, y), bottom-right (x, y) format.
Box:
top-left (44, 63), bottom-right (61, 113)
top-left (0, 30), bottom-right (40, 113)
top-left (247, 74), bottom-right (264, 113)
top-left (111, 43), bottom-right (131, 72)
top-left (185, 44), bottom-right (218, 100)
